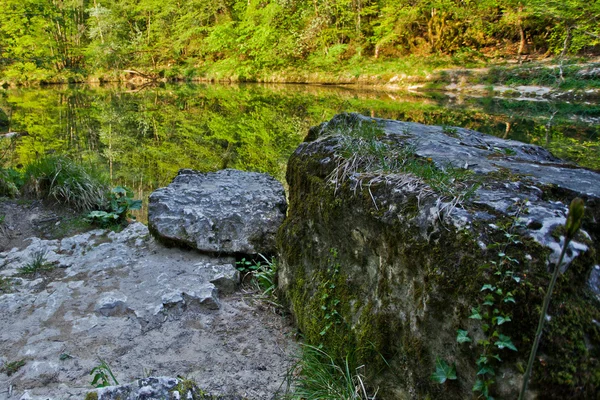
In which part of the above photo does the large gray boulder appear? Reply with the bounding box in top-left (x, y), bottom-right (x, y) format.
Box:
top-left (148, 169), bottom-right (287, 255)
top-left (278, 113), bottom-right (600, 399)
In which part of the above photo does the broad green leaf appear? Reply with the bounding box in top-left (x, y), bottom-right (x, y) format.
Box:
top-left (456, 329), bottom-right (472, 343)
top-left (129, 199), bottom-right (142, 210)
top-left (494, 315), bottom-right (511, 325)
top-left (431, 357), bottom-right (457, 384)
top-left (469, 308), bottom-right (482, 320)
top-left (477, 366), bottom-right (495, 376)
top-left (473, 379), bottom-right (485, 392)
top-left (495, 334), bottom-right (517, 351)
top-left (481, 284), bottom-right (495, 292)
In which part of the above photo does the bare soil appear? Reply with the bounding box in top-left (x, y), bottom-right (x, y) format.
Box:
top-left (0, 199), bottom-right (91, 252)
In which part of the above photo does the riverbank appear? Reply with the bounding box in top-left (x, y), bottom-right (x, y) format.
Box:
top-left (2, 57), bottom-right (600, 101)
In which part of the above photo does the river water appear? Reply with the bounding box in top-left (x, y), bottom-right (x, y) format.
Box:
top-left (1, 83), bottom-right (598, 217)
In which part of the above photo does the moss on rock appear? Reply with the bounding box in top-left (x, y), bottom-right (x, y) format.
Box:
top-left (277, 114), bottom-right (600, 399)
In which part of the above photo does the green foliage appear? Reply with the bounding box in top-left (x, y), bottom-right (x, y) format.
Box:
top-left (457, 329), bottom-right (472, 344)
top-left (0, 0), bottom-right (599, 83)
top-left (89, 359), bottom-right (119, 388)
top-left (235, 257), bottom-right (258, 275)
top-left (431, 357), bottom-right (457, 384)
top-left (1, 359), bottom-right (26, 376)
top-left (0, 276), bottom-right (13, 293)
top-left (481, 63), bottom-right (600, 90)
top-left (0, 168), bottom-right (20, 197)
top-left (286, 344), bottom-right (376, 400)
top-left (455, 201), bottom-right (527, 399)
top-left (84, 392), bottom-right (98, 400)
top-left (253, 254), bottom-right (278, 296)
top-left (22, 156), bottom-right (109, 210)
top-left (18, 249), bottom-right (54, 276)
top-left (236, 254), bottom-right (279, 299)
top-left (86, 186), bottom-right (141, 227)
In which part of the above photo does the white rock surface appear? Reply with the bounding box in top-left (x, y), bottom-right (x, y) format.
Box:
top-left (0, 223), bottom-right (296, 399)
top-left (148, 169), bottom-right (287, 255)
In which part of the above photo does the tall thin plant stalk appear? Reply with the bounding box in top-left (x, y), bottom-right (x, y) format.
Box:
top-left (518, 198), bottom-right (585, 400)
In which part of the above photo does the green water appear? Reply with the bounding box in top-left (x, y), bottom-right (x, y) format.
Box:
top-left (1, 83), bottom-right (599, 209)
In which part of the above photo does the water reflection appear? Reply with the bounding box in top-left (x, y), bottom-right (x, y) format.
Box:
top-left (0, 83), bottom-right (598, 219)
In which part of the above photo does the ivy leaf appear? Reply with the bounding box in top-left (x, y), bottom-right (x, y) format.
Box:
top-left (473, 379), bottom-right (485, 392)
top-left (476, 355), bottom-right (488, 366)
top-left (494, 315), bottom-right (512, 325)
top-left (495, 334), bottom-right (517, 351)
top-left (431, 357), bottom-right (457, 384)
top-left (513, 276), bottom-right (521, 283)
top-left (456, 329), bottom-right (472, 343)
top-left (483, 294), bottom-right (495, 306)
top-left (473, 379), bottom-right (493, 398)
top-left (477, 366), bottom-right (496, 376)
top-left (481, 284), bottom-right (495, 292)
top-left (491, 354), bottom-right (502, 362)
top-left (503, 295), bottom-right (516, 304)
top-left (469, 308), bottom-right (482, 320)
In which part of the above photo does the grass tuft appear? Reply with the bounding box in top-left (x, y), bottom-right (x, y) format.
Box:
top-left (22, 156), bottom-right (109, 210)
top-left (325, 113), bottom-right (479, 202)
top-left (1, 359), bottom-right (26, 376)
top-left (0, 275), bottom-right (13, 293)
top-left (286, 345), bottom-right (377, 400)
top-left (18, 249), bottom-right (54, 276)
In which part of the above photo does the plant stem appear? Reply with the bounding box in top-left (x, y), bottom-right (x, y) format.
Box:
top-left (518, 237), bottom-right (570, 400)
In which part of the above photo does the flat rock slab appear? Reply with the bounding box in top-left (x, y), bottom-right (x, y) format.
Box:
top-left (148, 169), bottom-right (287, 255)
top-left (94, 376), bottom-right (243, 400)
top-left (0, 224), bottom-right (296, 399)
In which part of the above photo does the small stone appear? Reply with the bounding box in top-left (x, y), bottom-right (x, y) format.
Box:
top-left (95, 292), bottom-right (129, 317)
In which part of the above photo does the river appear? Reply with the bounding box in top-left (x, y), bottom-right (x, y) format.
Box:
top-left (1, 82), bottom-right (598, 219)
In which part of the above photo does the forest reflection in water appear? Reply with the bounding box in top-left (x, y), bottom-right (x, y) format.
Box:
top-left (1, 82), bottom-right (598, 219)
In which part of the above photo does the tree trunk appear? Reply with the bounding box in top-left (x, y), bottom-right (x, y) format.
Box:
top-left (560, 26), bottom-right (572, 59)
